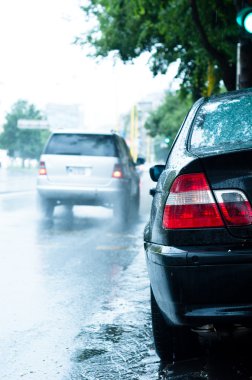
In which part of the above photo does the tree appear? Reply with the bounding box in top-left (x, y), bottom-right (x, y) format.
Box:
top-left (0, 100), bottom-right (49, 161)
top-left (145, 92), bottom-right (192, 161)
top-left (77, 0), bottom-right (240, 99)
top-left (145, 91), bottom-right (192, 140)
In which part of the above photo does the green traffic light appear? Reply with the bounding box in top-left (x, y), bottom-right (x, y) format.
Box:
top-left (236, 7), bottom-right (252, 34)
top-left (244, 12), bottom-right (252, 33)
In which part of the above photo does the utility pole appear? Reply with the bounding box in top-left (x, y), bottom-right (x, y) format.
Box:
top-left (236, 39), bottom-right (252, 88)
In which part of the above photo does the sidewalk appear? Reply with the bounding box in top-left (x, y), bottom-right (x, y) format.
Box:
top-left (0, 168), bottom-right (37, 193)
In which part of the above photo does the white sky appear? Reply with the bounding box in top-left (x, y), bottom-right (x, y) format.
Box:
top-left (0, 0), bottom-right (179, 131)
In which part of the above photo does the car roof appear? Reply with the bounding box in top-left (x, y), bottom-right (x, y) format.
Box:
top-left (50, 129), bottom-right (119, 136)
top-left (204, 87), bottom-right (252, 103)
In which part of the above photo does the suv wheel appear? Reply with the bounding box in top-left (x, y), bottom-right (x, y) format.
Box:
top-left (130, 189), bottom-right (140, 220)
top-left (113, 194), bottom-right (130, 225)
top-left (150, 287), bottom-right (201, 363)
top-left (38, 197), bottom-right (55, 218)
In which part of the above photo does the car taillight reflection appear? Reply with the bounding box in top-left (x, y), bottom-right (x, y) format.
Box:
top-left (38, 161), bottom-right (47, 175)
top-left (112, 164), bottom-right (123, 178)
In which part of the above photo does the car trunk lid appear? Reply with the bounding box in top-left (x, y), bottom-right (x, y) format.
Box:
top-left (41, 154), bottom-right (118, 187)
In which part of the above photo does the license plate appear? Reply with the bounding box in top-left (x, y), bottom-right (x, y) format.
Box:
top-left (66, 166), bottom-right (92, 176)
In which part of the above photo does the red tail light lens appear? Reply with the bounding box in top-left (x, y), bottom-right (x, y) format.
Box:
top-left (112, 164), bottom-right (123, 178)
top-left (39, 161), bottom-right (47, 175)
top-left (214, 190), bottom-right (252, 226)
top-left (162, 173), bottom-right (224, 229)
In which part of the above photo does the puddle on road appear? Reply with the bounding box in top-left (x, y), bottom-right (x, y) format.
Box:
top-left (74, 348), bottom-right (108, 362)
top-left (75, 324), bottom-right (124, 344)
top-left (102, 324), bottom-right (124, 343)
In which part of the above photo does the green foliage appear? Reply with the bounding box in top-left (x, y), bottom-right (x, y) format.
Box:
top-left (77, 0), bottom-right (239, 99)
top-left (145, 92), bottom-right (192, 141)
top-left (0, 100), bottom-right (50, 160)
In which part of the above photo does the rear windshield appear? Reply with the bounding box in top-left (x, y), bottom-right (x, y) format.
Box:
top-left (44, 134), bottom-right (118, 157)
top-left (190, 93), bottom-right (252, 155)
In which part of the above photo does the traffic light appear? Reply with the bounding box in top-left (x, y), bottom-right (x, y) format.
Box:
top-left (236, 7), bottom-right (252, 34)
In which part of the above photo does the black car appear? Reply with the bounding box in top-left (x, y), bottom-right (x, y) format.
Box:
top-left (144, 88), bottom-right (252, 362)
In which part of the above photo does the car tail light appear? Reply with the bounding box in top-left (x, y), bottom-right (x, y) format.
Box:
top-left (214, 190), bottom-right (252, 226)
top-left (38, 161), bottom-right (47, 175)
top-left (162, 173), bottom-right (224, 229)
top-left (112, 164), bottom-right (123, 178)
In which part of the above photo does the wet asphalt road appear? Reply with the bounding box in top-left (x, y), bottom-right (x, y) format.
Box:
top-left (2, 169), bottom-right (252, 379)
top-left (0, 169), bottom-right (159, 380)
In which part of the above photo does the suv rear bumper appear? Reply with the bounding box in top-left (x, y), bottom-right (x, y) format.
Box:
top-left (145, 242), bottom-right (252, 326)
top-left (37, 181), bottom-right (127, 206)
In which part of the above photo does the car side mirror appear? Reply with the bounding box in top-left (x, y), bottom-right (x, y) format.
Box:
top-left (149, 164), bottom-right (165, 182)
top-left (135, 156), bottom-right (146, 166)
top-left (149, 188), bottom-right (156, 196)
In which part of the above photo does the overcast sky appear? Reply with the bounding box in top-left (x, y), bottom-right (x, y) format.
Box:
top-left (0, 0), bottom-right (179, 130)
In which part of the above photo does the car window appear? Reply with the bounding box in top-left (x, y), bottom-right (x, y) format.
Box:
top-left (189, 93), bottom-right (252, 155)
top-left (121, 139), bottom-right (134, 163)
top-left (44, 134), bottom-right (118, 157)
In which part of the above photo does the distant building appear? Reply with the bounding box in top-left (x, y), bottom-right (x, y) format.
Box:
top-left (120, 91), bottom-right (165, 161)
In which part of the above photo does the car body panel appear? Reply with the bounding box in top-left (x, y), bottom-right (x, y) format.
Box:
top-left (145, 242), bottom-right (252, 326)
top-left (38, 154), bottom-right (119, 187)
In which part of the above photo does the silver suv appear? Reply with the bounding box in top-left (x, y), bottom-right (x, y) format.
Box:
top-left (36, 131), bottom-right (144, 221)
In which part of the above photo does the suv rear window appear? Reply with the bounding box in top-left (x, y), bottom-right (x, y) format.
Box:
top-left (44, 134), bottom-right (118, 157)
top-left (190, 93), bottom-right (252, 155)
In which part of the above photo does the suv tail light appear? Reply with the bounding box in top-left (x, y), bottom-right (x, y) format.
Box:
top-left (162, 173), bottom-right (224, 229)
top-left (214, 190), bottom-right (252, 226)
top-left (112, 164), bottom-right (123, 178)
top-left (38, 161), bottom-right (47, 176)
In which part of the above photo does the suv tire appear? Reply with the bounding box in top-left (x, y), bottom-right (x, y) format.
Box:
top-left (130, 189), bottom-right (140, 220)
top-left (113, 193), bottom-right (130, 225)
top-left (38, 197), bottom-right (55, 218)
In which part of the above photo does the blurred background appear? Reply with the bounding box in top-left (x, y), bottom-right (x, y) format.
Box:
top-left (0, 0), bottom-right (183, 170)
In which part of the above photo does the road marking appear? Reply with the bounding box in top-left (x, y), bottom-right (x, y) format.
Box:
top-left (106, 233), bottom-right (136, 238)
top-left (96, 246), bottom-right (130, 251)
top-left (0, 191), bottom-right (34, 198)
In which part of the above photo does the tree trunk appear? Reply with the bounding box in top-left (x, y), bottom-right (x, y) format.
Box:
top-left (220, 62), bottom-right (237, 91)
top-left (190, 0), bottom-right (237, 91)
